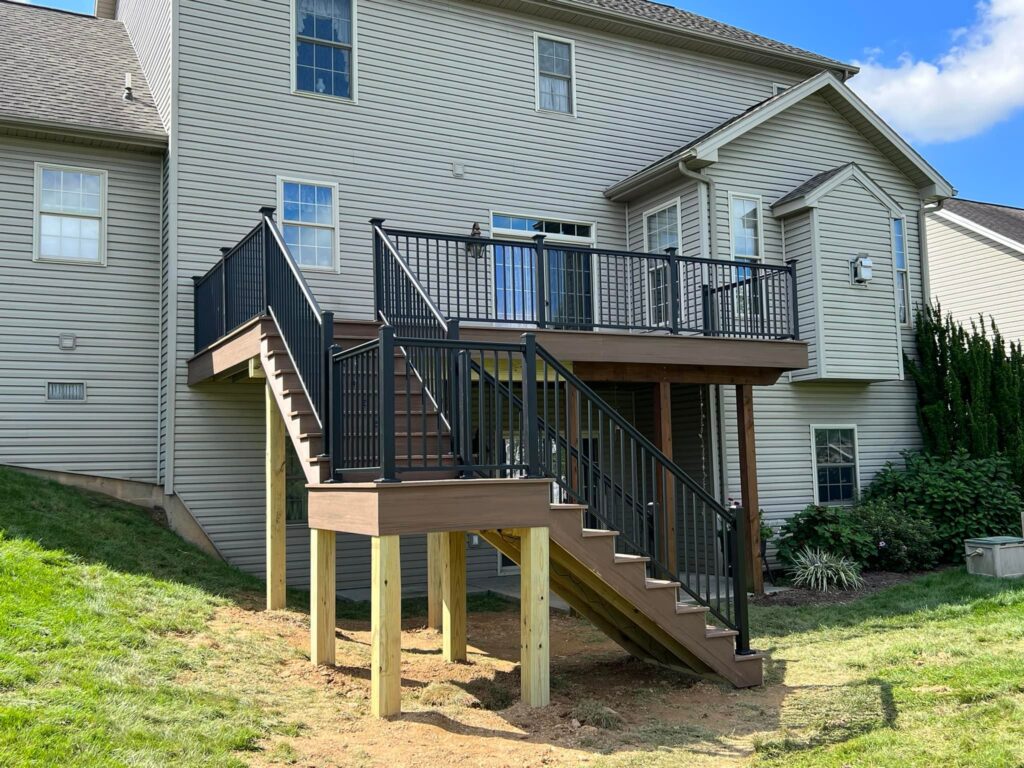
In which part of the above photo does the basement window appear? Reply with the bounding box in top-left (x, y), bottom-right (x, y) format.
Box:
top-left (46, 382), bottom-right (87, 402)
top-left (811, 426), bottom-right (859, 504)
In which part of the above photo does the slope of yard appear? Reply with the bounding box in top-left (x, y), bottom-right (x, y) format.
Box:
top-left (1, 466), bottom-right (1022, 768)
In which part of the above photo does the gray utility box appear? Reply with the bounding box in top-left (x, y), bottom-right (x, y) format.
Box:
top-left (965, 537), bottom-right (1024, 579)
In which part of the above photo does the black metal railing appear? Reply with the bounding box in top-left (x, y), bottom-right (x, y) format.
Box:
top-left (379, 225), bottom-right (798, 340)
top-left (192, 208), bottom-right (335, 433)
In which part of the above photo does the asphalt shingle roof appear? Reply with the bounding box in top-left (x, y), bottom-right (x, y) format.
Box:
top-left (944, 199), bottom-right (1024, 247)
top-left (0, 1), bottom-right (165, 143)
top-left (773, 163), bottom-right (854, 208)
top-left (564, 0), bottom-right (851, 71)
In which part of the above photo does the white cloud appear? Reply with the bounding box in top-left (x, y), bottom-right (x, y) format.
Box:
top-left (850, 0), bottom-right (1024, 144)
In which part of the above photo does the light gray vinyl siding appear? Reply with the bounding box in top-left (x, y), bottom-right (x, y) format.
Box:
top-left (0, 136), bottom-right (162, 481)
top-left (927, 214), bottom-right (1024, 343)
top-left (167, 0), bottom-right (806, 585)
top-left (783, 212), bottom-right (818, 377)
top-left (816, 177), bottom-right (902, 380)
top-left (117, 0), bottom-right (173, 132)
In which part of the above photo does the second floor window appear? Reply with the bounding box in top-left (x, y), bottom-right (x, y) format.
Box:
top-left (730, 195), bottom-right (763, 262)
top-left (645, 204), bottom-right (679, 326)
top-left (35, 164), bottom-right (106, 265)
top-left (536, 35), bottom-right (574, 114)
top-left (295, 0), bottom-right (353, 99)
top-left (893, 218), bottom-right (911, 325)
top-left (280, 179), bottom-right (337, 270)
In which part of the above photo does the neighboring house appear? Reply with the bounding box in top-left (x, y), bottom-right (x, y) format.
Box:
top-left (927, 199), bottom-right (1024, 342)
top-left (0, 0), bottom-right (953, 685)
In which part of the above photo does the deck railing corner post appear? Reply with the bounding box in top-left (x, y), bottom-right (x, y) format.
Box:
top-left (533, 234), bottom-right (547, 329)
top-left (521, 333), bottom-right (540, 477)
top-left (788, 259), bottom-right (800, 340)
top-left (666, 247), bottom-right (680, 334)
top-left (378, 325), bottom-right (398, 483)
top-left (732, 511), bottom-right (752, 655)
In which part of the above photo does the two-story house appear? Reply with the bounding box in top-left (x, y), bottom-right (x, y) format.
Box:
top-left (0, 0), bottom-right (953, 699)
top-left (927, 198), bottom-right (1024, 342)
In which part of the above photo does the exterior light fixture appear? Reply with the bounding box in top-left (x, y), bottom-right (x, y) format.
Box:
top-left (851, 253), bottom-right (873, 284)
top-left (467, 222), bottom-right (487, 259)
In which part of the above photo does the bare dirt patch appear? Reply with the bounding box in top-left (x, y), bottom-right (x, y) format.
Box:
top-left (185, 596), bottom-right (783, 768)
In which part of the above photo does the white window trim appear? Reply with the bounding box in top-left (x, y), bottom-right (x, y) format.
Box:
top-left (533, 32), bottom-right (577, 117)
top-left (727, 192), bottom-right (765, 262)
top-left (276, 175), bottom-right (341, 273)
top-left (290, 0), bottom-right (359, 104)
top-left (809, 424), bottom-right (861, 506)
top-left (33, 163), bottom-right (108, 267)
top-left (892, 216), bottom-right (912, 327)
top-left (488, 210), bottom-right (598, 324)
top-left (641, 200), bottom-right (682, 328)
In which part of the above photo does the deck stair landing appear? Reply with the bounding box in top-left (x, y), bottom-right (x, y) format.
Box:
top-left (481, 504), bottom-right (762, 688)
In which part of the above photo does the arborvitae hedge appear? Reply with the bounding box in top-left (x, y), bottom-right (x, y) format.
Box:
top-left (905, 304), bottom-right (1024, 488)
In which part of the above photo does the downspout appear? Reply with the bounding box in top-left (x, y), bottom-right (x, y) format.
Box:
top-left (677, 162), bottom-right (720, 261)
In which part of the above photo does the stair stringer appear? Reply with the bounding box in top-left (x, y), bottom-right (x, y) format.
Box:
top-left (260, 330), bottom-right (329, 485)
top-left (481, 504), bottom-right (763, 688)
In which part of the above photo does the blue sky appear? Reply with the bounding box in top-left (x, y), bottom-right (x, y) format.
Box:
top-left (26, 0), bottom-right (1024, 206)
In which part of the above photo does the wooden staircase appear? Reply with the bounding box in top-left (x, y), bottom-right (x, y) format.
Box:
top-left (481, 503), bottom-right (763, 688)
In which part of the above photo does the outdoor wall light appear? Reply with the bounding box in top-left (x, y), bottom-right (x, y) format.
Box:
top-left (851, 253), bottom-right (873, 284)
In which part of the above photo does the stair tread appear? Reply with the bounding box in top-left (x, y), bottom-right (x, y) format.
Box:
top-left (581, 528), bottom-right (619, 538)
top-left (645, 578), bottom-right (681, 589)
top-left (734, 651), bottom-right (765, 662)
top-left (675, 603), bottom-right (710, 615)
top-left (614, 554), bottom-right (650, 564)
top-left (549, 503), bottom-right (588, 511)
top-left (706, 627), bottom-right (739, 638)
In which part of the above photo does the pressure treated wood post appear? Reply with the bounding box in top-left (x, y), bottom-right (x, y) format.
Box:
top-left (310, 528), bottom-right (336, 665)
top-left (652, 381), bottom-right (677, 573)
top-left (735, 384), bottom-right (764, 594)
top-left (520, 526), bottom-right (550, 707)
top-left (441, 531), bottom-right (467, 662)
top-left (266, 383), bottom-right (287, 610)
top-left (371, 535), bottom-right (402, 718)
top-left (426, 531), bottom-right (444, 630)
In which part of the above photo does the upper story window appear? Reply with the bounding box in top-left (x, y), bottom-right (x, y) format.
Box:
top-left (35, 164), bottom-right (107, 265)
top-left (279, 178), bottom-right (338, 270)
top-left (812, 426), bottom-right (859, 505)
top-left (535, 35), bottom-right (575, 115)
top-left (644, 203), bottom-right (680, 327)
top-left (295, 0), bottom-right (354, 100)
top-left (730, 194), bottom-right (763, 262)
top-left (893, 218), bottom-right (911, 325)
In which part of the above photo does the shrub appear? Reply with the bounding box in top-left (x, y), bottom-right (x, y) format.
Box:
top-left (789, 547), bottom-right (865, 592)
top-left (776, 505), bottom-right (874, 567)
top-left (866, 450), bottom-right (1024, 560)
top-left (856, 498), bottom-right (940, 572)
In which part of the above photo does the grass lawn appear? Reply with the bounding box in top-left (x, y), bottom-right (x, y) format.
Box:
top-left (1, 466), bottom-right (1023, 767)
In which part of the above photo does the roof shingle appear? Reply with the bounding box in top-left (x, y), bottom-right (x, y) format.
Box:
top-left (943, 199), bottom-right (1024, 247)
top-left (562, 0), bottom-right (851, 71)
top-left (0, 1), bottom-right (165, 143)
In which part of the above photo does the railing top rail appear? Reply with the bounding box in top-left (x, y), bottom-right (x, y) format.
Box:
top-left (380, 225), bottom-right (794, 273)
top-left (396, 336), bottom-right (526, 354)
top-left (331, 337), bottom-right (380, 361)
top-left (264, 213), bottom-right (324, 324)
top-left (374, 223), bottom-right (451, 334)
top-left (535, 344), bottom-right (734, 521)
top-left (193, 222), bottom-right (263, 288)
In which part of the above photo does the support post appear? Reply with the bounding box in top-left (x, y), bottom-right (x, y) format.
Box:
top-left (441, 531), bottom-right (467, 662)
top-left (426, 531), bottom-right (444, 630)
top-left (567, 385), bottom-right (579, 490)
top-left (735, 384), bottom-right (764, 594)
top-left (265, 383), bottom-right (287, 610)
top-left (371, 535), bottom-right (402, 718)
top-left (520, 526), bottom-right (550, 708)
top-left (310, 528), bottom-right (336, 665)
top-left (652, 381), bottom-right (676, 572)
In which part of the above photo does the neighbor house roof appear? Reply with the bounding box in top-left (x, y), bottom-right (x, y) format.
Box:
top-left (604, 71), bottom-right (955, 203)
top-left (553, 0), bottom-right (852, 73)
top-left (934, 199), bottom-right (1024, 255)
top-left (0, 1), bottom-right (166, 147)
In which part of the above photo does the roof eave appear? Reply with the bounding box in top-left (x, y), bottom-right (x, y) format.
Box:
top-left (0, 116), bottom-right (168, 151)
top-left (933, 208), bottom-right (1024, 256)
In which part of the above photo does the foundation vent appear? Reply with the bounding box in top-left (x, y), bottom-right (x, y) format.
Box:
top-left (47, 382), bottom-right (87, 402)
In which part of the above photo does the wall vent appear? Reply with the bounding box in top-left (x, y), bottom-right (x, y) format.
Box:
top-left (47, 382), bottom-right (87, 402)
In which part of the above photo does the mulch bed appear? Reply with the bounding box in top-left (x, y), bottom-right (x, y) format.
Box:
top-left (751, 570), bottom-right (923, 607)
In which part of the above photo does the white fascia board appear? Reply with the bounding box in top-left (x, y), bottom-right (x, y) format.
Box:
top-left (933, 208), bottom-right (1024, 256)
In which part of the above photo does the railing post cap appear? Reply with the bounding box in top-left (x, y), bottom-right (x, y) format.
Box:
top-left (370, 217), bottom-right (386, 226)
top-left (259, 205), bottom-right (277, 219)
top-left (191, 274), bottom-right (202, 284)
top-left (532, 233), bottom-right (546, 243)
top-left (219, 247), bottom-right (232, 256)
